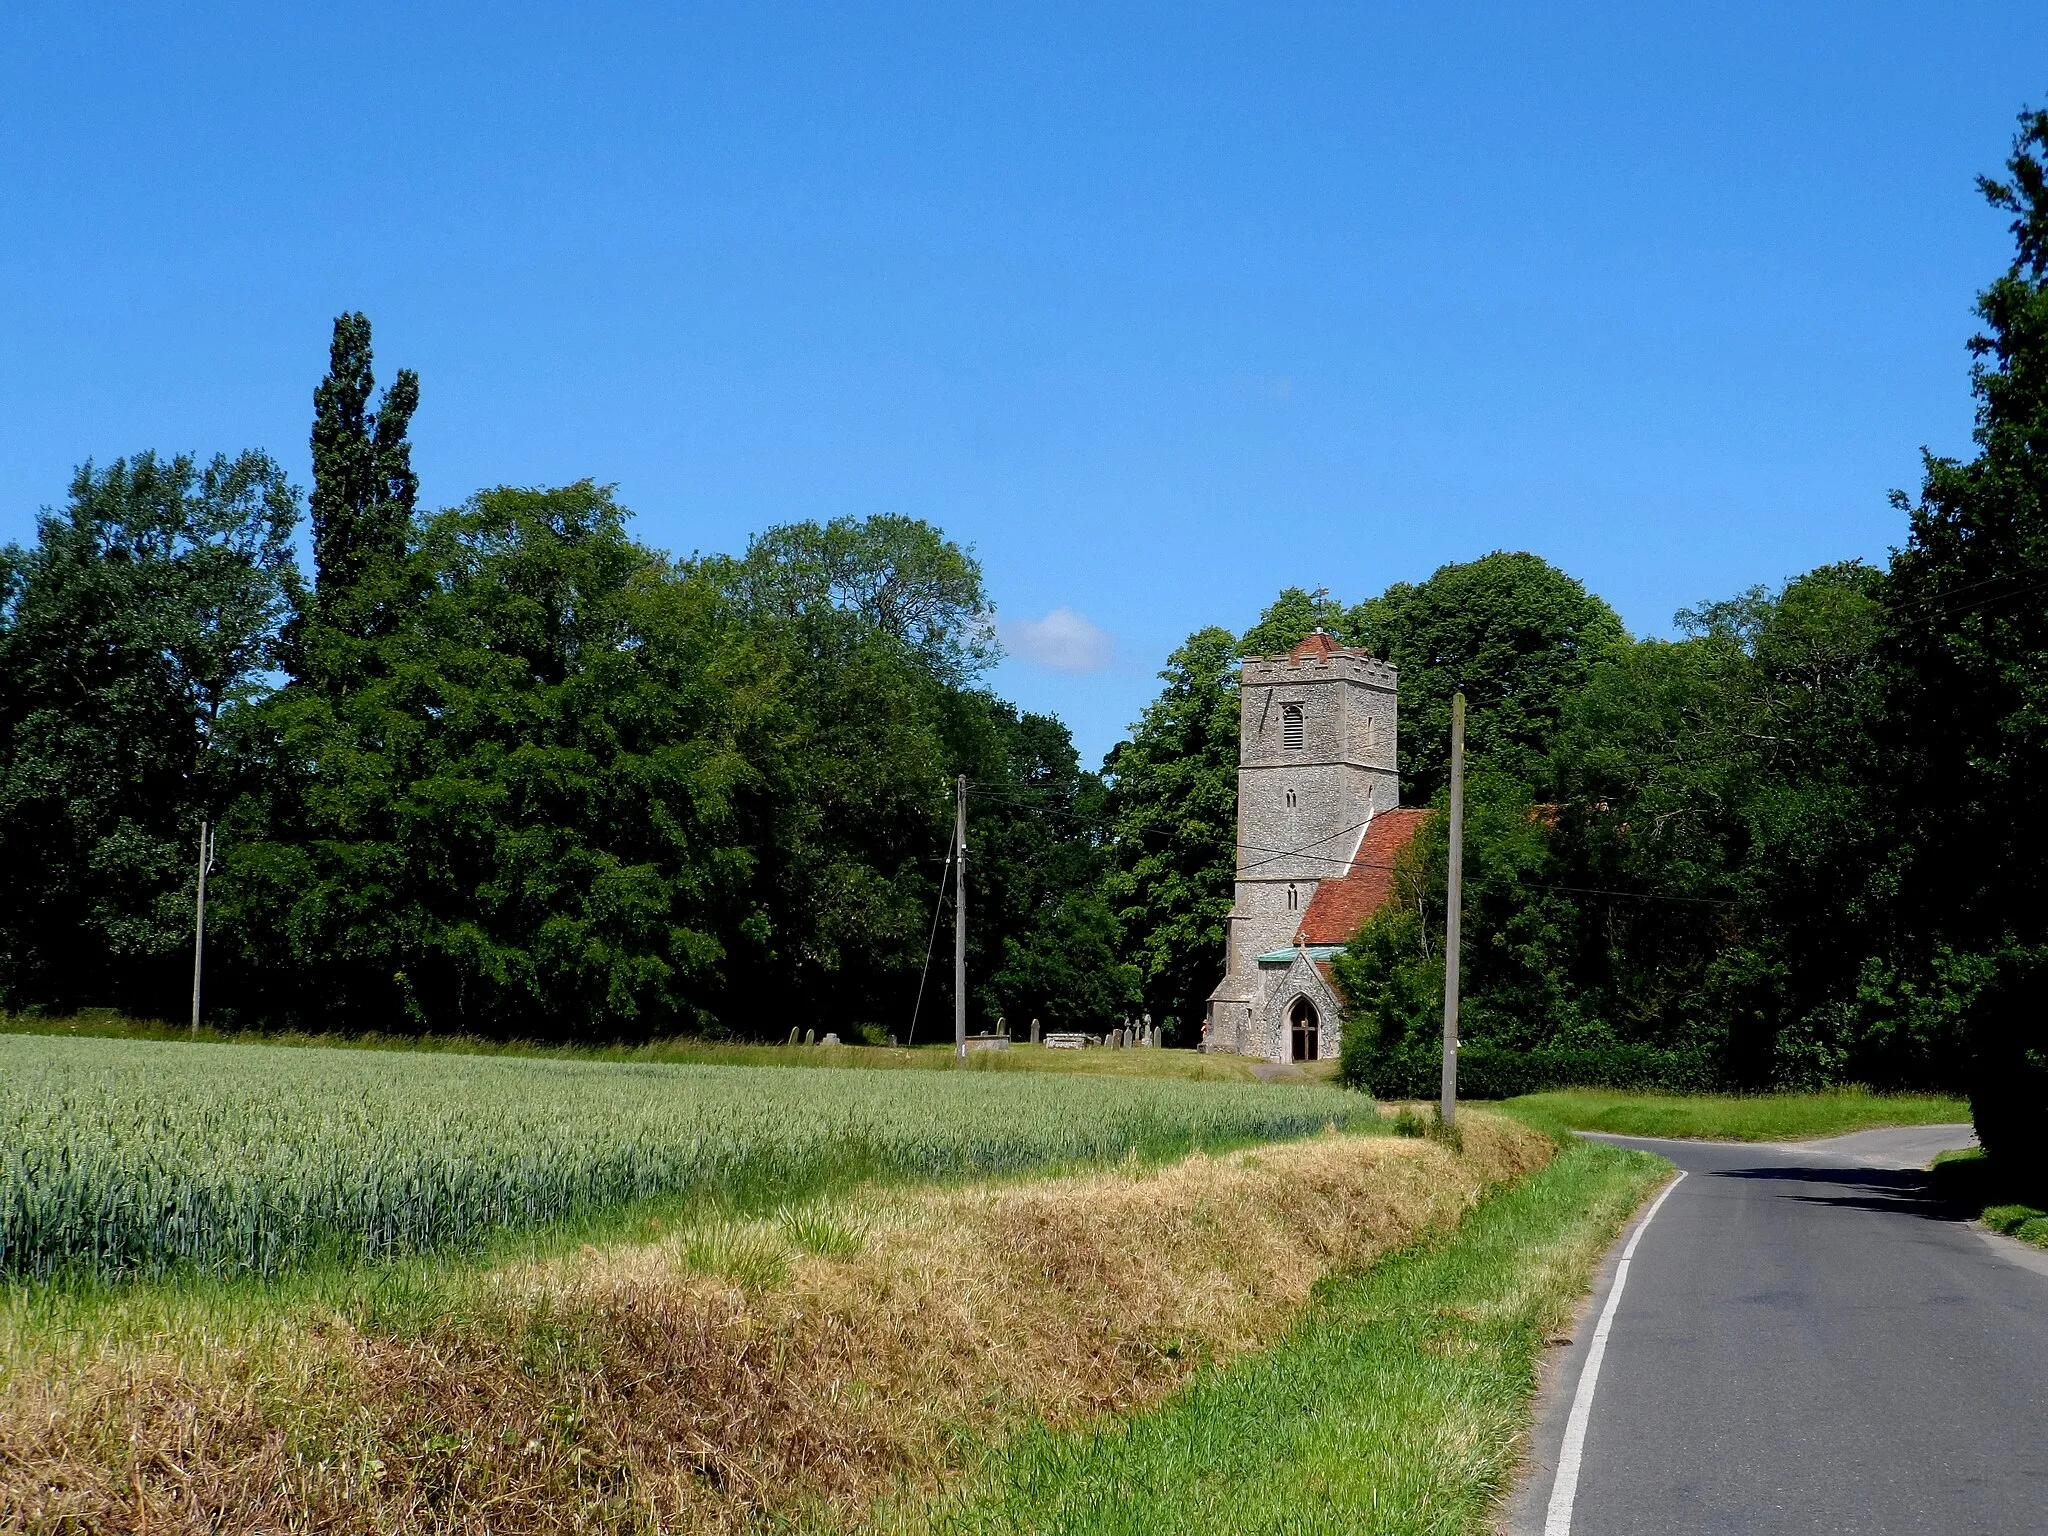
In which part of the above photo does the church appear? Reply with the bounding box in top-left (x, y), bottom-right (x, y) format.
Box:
top-left (1204, 631), bottom-right (1428, 1061)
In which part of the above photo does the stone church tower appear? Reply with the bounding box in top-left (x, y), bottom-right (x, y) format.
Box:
top-left (1205, 631), bottom-right (1416, 1061)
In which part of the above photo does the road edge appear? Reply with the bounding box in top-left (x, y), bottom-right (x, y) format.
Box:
top-left (1497, 1160), bottom-right (1679, 1536)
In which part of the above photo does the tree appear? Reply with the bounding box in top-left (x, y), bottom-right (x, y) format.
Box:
top-left (229, 488), bottom-right (1032, 1043)
top-left (307, 311), bottom-right (418, 649)
top-left (1101, 627), bottom-right (1240, 1044)
top-left (1236, 585), bottom-right (1346, 657)
top-left (705, 514), bottom-right (1003, 1037)
top-left (223, 483), bottom-right (763, 1037)
top-left (1331, 562), bottom-right (1919, 1096)
top-left (0, 452), bottom-right (300, 1014)
top-left (1332, 770), bottom-right (1575, 1093)
top-left (1107, 565), bottom-right (1623, 1051)
top-left (976, 707), bottom-right (1136, 1034)
top-left (1886, 106), bottom-right (2048, 1171)
top-left (986, 892), bottom-right (1139, 1035)
top-left (1350, 553), bottom-right (1628, 801)
top-left (727, 513), bottom-right (999, 686)
top-left (1549, 565), bottom-right (1908, 1086)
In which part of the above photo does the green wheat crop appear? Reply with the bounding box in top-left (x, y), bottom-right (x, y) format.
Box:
top-left (0, 1035), bottom-right (1370, 1282)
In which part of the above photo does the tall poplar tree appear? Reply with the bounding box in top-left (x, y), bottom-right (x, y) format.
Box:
top-left (308, 312), bottom-right (418, 643)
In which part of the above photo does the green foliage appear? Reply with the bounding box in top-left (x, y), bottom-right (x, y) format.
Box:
top-left (1160, 554), bottom-right (1921, 1091)
top-left (725, 511), bottom-right (999, 686)
top-left (987, 892), bottom-right (1140, 1036)
top-left (307, 310), bottom-right (418, 647)
top-left (1548, 562), bottom-right (1913, 1085)
top-left (1349, 552), bottom-right (1628, 801)
top-left (1332, 899), bottom-right (1438, 1092)
top-left (1233, 556), bottom-right (1626, 804)
top-left (1234, 585), bottom-right (1345, 657)
top-left (1100, 628), bottom-right (1240, 1045)
top-left (0, 451), bottom-right (300, 1015)
top-left (0, 1033), bottom-right (1374, 1282)
top-left (1330, 557), bottom-right (1922, 1095)
top-left (1886, 108), bottom-right (2048, 1173)
top-left (968, 704), bottom-right (1137, 1037)
top-left (1983, 1204), bottom-right (2048, 1246)
top-left (217, 450), bottom-right (1062, 1042)
top-left (0, 338), bottom-right (1104, 1045)
top-left (1932, 1150), bottom-right (2048, 1248)
top-left (1360, 1039), bottom-right (1718, 1099)
top-left (221, 482), bottom-right (764, 1038)
top-left (1333, 769), bottom-right (1584, 1093)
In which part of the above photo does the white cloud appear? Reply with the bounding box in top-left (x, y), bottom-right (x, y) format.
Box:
top-left (1001, 607), bottom-right (1116, 674)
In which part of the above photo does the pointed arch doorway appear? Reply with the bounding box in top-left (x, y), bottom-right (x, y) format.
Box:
top-left (1289, 995), bottom-right (1320, 1061)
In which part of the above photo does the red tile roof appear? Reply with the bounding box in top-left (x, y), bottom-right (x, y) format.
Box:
top-left (1288, 630), bottom-right (1347, 661)
top-left (1295, 808), bottom-right (1432, 945)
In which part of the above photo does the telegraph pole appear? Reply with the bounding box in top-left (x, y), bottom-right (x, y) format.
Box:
top-left (1440, 694), bottom-right (1466, 1127)
top-left (190, 821), bottom-right (215, 1035)
top-left (954, 774), bottom-right (968, 1061)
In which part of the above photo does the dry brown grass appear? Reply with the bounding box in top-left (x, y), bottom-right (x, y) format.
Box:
top-left (1, 1111), bottom-right (1551, 1535)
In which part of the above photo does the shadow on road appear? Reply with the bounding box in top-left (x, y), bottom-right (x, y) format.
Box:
top-left (1712, 1164), bottom-right (1964, 1222)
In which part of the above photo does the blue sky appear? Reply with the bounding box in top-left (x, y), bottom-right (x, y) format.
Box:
top-left (2, 4), bottom-right (2040, 764)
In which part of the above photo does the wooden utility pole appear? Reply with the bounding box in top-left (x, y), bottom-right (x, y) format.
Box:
top-left (190, 821), bottom-right (215, 1035)
top-left (954, 774), bottom-right (968, 1061)
top-left (1440, 694), bottom-right (1466, 1128)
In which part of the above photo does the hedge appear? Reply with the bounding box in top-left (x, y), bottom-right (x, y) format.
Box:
top-left (1348, 1039), bottom-right (1720, 1100)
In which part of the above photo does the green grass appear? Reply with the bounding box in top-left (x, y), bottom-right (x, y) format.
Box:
top-left (875, 1137), bottom-right (1666, 1536)
top-left (1929, 1148), bottom-right (2048, 1249)
top-left (0, 1010), bottom-right (1275, 1080)
top-left (1500, 1086), bottom-right (1969, 1142)
top-left (1982, 1204), bottom-right (2048, 1245)
top-left (0, 1034), bottom-right (1372, 1283)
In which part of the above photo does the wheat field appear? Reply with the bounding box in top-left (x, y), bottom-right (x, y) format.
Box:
top-left (0, 1033), bottom-right (1370, 1282)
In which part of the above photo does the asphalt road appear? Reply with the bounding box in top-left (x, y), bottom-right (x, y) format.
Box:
top-left (1506, 1124), bottom-right (2048, 1535)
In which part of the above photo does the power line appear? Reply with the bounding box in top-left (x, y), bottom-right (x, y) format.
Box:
top-left (1890, 570), bottom-right (2048, 618)
top-left (1232, 816), bottom-right (1378, 876)
top-left (1515, 880), bottom-right (1733, 907)
top-left (970, 788), bottom-right (1740, 908)
top-left (1231, 825), bottom-right (1735, 908)
top-left (905, 841), bottom-right (953, 1047)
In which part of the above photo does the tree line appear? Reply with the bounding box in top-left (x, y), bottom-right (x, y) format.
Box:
top-left (1106, 108), bottom-right (2048, 1176)
top-left (6, 108), bottom-right (2048, 1171)
top-left (0, 315), bottom-right (1140, 1044)
top-left (1316, 110), bottom-right (2048, 1180)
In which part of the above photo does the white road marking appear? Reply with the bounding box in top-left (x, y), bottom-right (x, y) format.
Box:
top-left (1542, 1170), bottom-right (1688, 1536)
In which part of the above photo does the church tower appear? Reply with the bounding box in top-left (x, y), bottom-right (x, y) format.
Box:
top-left (1205, 631), bottom-right (1399, 1059)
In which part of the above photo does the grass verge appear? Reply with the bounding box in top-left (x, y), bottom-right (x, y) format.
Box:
top-left (1929, 1148), bottom-right (2048, 1249)
top-left (1500, 1086), bottom-right (1968, 1142)
top-left (876, 1136), bottom-right (1666, 1536)
top-left (2, 1115), bottom-right (1550, 1533)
